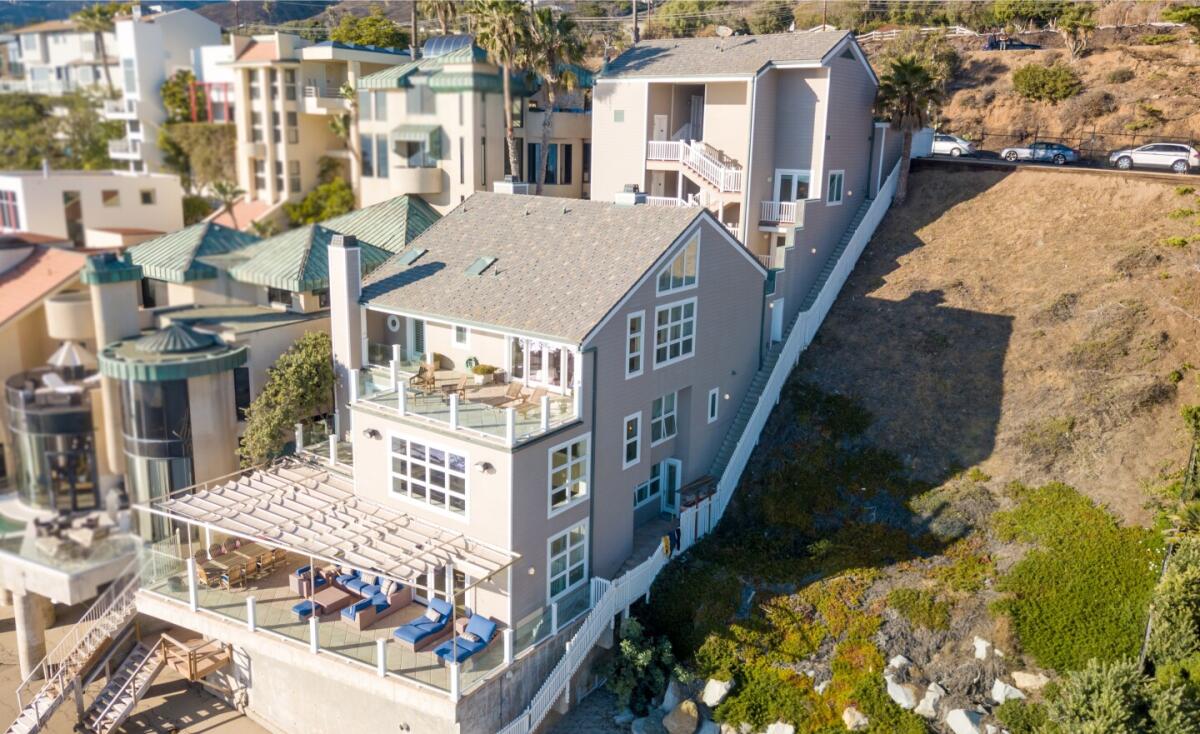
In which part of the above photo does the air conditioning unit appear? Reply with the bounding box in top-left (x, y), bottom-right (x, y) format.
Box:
top-left (493, 176), bottom-right (531, 195)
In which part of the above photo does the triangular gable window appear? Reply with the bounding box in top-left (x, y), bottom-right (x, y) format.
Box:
top-left (656, 235), bottom-right (698, 295)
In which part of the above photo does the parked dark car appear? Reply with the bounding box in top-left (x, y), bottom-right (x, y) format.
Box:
top-left (1000, 141), bottom-right (1080, 165)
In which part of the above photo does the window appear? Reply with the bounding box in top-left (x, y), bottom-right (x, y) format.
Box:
top-left (128, 119), bottom-right (140, 134)
top-left (654, 299), bottom-right (696, 367)
top-left (582, 142), bottom-right (591, 183)
top-left (374, 91), bottom-right (387, 122)
top-left (250, 111), bottom-right (263, 143)
top-left (451, 325), bottom-right (470, 347)
top-left (122, 58), bottom-right (135, 93)
top-left (274, 160), bottom-right (284, 192)
top-left (361, 134), bottom-right (374, 177)
top-left (375, 135), bottom-right (388, 178)
top-left (459, 137), bottom-right (465, 185)
top-left (314, 288), bottom-right (330, 308)
top-left (623, 413), bottom-right (641, 468)
top-left (269, 69), bottom-right (278, 99)
top-left (406, 81), bottom-right (435, 115)
top-left (548, 435), bottom-right (589, 513)
top-left (288, 160), bottom-right (300, 192)
top-left (248, 71), bottom-right (260, 100)
top-left (139, 189), bottom-right (155, 205)
top-left (358, 90), bottom-right (372, 121)
top-left (707, 387), bottom-right (719, 423)
top-left (625, 311), bottom-right (644, 378)
top-left (101, 190), bottom-right (120, 207)
top-left (634, 462), bottom-right (665, 507)
top-left (525, 143), bottom-right (571, 185)
top-left (548, 524), bottom-right (586, 600)
top-left (613, 109), bottom-right (624, 123)
top-left (775, 169), bottom-right (811, 202)
top-left (272, 111), bottom-right (281, 143)
top-left (284, 69), bottom-right (296, 101)
top-left (390, 435), bottom-right (468, 516)
top-left (267, 287), bottom-right (293, 308)
top-left (827, 170), bottom-right (844, 205)
top-left (657, 236), bottom-right (698, 294)
top-left (0, 190), bottom-right (20, 230)
top-left (253, 159), bottom-right (266, 190)
top-left (286, 111), bottom-right (298, 144)
top-left (397, 140), bottom-right (435, 168)
top-left (233, 367), bottom-right (251, 421)
top-left (651, 392), bottom-right (677, 445)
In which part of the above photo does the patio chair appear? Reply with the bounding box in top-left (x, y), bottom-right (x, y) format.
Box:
top-left (272, 548), bottom-right (287, 566)
top-left (196, 566), bottom-right (220, 589)
top-left (434, 614), bottom-right (499, 665)
top-left (409, 363), bottom-right (437, 392)
top-left (221, 564), bottom-right (246, 590)
top-left (208, 543), bottom-right (225, 558)
top-left (392, 598), bottom-right (453, 651)
top-left (221, 539), bottom-right (238, 555)
top-left (496, 381), bottom-right (523, 406)
top-left (288, 565), bottom-right (328, 596)
top-left (441, 376), bottom-right (467, 402)
top-left (193, 549), bottom-right (207, 565)
top-left (515, 387), bottom-right (548, 415)
top-left (254, 551), bottom-right (274, 578)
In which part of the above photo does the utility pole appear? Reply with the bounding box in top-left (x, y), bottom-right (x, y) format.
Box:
top-left (409, 0), bottom-right (418, 58)
top-left (822, 0), bottom-right (828, 27)
top-left (632, 0), bottom-right (640, 43)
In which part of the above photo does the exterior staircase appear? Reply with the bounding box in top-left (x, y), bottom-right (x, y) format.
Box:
top-left (708, 195), bottom-right (875, 479)
top-left (79, 641), bottom-right (164, 734)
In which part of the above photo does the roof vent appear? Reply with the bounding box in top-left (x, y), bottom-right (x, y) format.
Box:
top-left (464, 256), bottom-right (497, 276)
top-left (397, 248), bottom-right (427, 266)
top-left (614, 184), bottom-right (646, 206)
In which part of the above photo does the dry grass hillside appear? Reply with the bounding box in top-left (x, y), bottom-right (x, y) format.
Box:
top-left (799, 165), bottom-right (1200, 524)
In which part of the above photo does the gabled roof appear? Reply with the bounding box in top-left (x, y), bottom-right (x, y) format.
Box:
top-left (602, 30), bottom-right (850, 79)
top-left (127, 221), bottom-right (260, 283)
top-left (14, 19), bottom-right (78, 34)
top-left (309, 40), bottom-right (411, 57)
top-left (360, 193), bottom-right (707, 344)
top-left (0, 245), bottom-right (88, 331)
top-left (227, 195), bottom-right (441, 292)
top-left (234, 39), bottom-right (278, 63)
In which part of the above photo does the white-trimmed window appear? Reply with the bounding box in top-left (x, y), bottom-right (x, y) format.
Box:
top-left (827, 170), bottom-right (845, 205)
top-left (453, 324), bottom-right (469, 347)
top-left (634, 462), bottom-right (665, 507)
top-left (708, 387), bottom-right (719, 423)
top-left (656, 236), bottom-right (698, 294)
top-left (625, 311), bottom-right (644, 378)
top-left (654, 298), bottom-right (696, 367)
top-left (549, 435), bottom-right (589, 513)
top-left (651, 392), bottom-right (677, 445)
top-left (389, 435), bottom-right (468, 516)
top-left (623, 413), bottom-right (641, 468)
top-left (548, 523), bottom-right (587, 600)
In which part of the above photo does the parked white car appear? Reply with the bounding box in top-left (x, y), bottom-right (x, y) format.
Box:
top-left (932, 133), bottom-right (976, 157)
top-left (1108, 143), bottom-right (1200, 174)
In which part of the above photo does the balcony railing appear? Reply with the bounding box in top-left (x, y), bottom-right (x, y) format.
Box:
top-left (647, 140), bottom-right (682, 162)
top-left (646, 139), bottom-right (743, 193)
top-left (102, 98), bottom-right (137, 117)
top-left (759, 200), bottom-right (798, 225)
top-left (304, 84), bottom-right (344, 100)
top-left (644, 195), bottom-right (697, 208)
top-left (107, 138), bottom-right (141, 158)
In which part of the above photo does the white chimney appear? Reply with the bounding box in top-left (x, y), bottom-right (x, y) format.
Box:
top-left (329, 234), bottom-right (363, 438)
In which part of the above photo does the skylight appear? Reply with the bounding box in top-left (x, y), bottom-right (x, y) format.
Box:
top-left (397, 248), bottom-right (426, 266)
top-left (464, 256), bottom-right (497, 276)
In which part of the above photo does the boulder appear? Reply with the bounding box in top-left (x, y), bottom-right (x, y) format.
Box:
top-left (718, 726), bottom-right (739, 734)
top-left (697, 722), bottom-right (720, 734)
top-left (661, 679), bottom-right (687, 712)
top-left (973, 637), bottom-right (992, 660)
top-left (842, 706), bottom-right (869, 731)
top-left (764, 723), bottom-right (794, 734)
top-left (991, 679), bottom-right (1026, 704)
top-left (1011, 671), bottom-right (1051, 691)
top-left (632, 716), bottom-right (668, 734)
top-left (663, 700), bottom-right (700, 734)
top-left (888, 654), bottom-right (912, 671)
top-left (814, 680), bottom-right (830, 695)
top-left (702, 678), bottom-right (734, 707)
top-left (985, 726), bottom-right (999, 734)
top-left (885, 674), bottom-right (919, 710)
top-left (945, 709), bottom-right (984, 734)
top-left (914, 682), bottom-right (946, 719)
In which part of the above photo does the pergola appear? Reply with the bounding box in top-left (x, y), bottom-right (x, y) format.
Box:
top-left (144, 458), bottom-right (518, 593)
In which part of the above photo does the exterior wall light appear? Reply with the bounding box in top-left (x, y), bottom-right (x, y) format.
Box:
top-left (362, 428), bottom-right (381, 439)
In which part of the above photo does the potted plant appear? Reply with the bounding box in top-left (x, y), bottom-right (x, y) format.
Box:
top-left (471, 363), bottom-right (498, 385)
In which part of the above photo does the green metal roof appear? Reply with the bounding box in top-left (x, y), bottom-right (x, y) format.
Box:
top-left (429, 70), bottom-right (503, 93)
top-left (99, 324), bottom-right (247, 383)
top-left (81, 252), bottom-right (142, 285)
top-left (126, 222), bottom-right (261, 284)
top-left (320, 195), bottom-right (440, 255)
top-left (357, 44), bottom-right (492, 90)
top-left (228, 224), bottom-right (394, 292)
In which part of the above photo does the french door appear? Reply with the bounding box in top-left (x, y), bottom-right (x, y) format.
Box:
top-left (660, 458), bottom-right (682, 515)
top-left (774, 169), bottom-right (811, 202)
top-left (509, 338), bottom-right (574, 395)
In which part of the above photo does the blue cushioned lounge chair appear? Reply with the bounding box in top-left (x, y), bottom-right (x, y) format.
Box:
top-left (392, 599), bottom-right (453, 650)
top-left (434, 614), bottom-right (498, 664)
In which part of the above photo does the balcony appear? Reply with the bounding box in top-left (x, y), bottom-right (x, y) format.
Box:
top-left (107, 138), bottom-right (142, 160)
top-left (391, 166), bottom-right (443, 195)
top-left (647, 138), bottom-right (742, 193)
top-left (759, 200), bottom-right (801, 226)
top-left (302, 84), bottom-right (350, 115)
top-left (102, 97), bottom-right (138, 119)
top-left (645, 195), bottom-right (697, 208)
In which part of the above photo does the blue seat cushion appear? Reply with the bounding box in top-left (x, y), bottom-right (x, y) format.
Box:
top-left (393, 607), bottom-right (450, 645)
top-left (344, 577), bottom-right (368, 594)
top-left (292, 600), bottom-right (315, 620)
top-left (342, 597), bottom-right (374, 620)
top-left (295, 565), bottom-right (312, 578)
top-left (358, 584), bottom-right (381, 598)
top-left (370, 593), bottom-right (389, 609)
top-left (314, 574), bottom-right (328, 589)
top-left (464, 615), bottom-right (497, 644)
top-left (434, 636), bottom-right (487, 664)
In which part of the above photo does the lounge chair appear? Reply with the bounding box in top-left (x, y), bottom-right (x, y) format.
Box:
top-left (341, 579), bottom-right (413, 630)
top-left (272, 548), bottom-right (287, 566)
top-left (196, 566), bottom-right (220, 589)
top-left (392, 599), bottom-right (453, 651)
top-left (434, 614), bottom-right (499, 664)
top-left (221, 564), bottom-right (246, 590)
top-left (253, 551), bottom-right (274, 578)
top-left (496, 381), bottom-right (523, 406)
top-left (409, 363), bottom-right (437, 391)
top-left (515, 387), bottom-right (548, 415)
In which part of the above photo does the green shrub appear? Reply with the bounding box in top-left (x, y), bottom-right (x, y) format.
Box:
top-left (1156, 652), bottom-right (1200, 696)
top-left (285, 177), bottom-right (355, 225)
top-left (1049, 659), bottom-right (1150, 732)
top-left (1012, 63), bottom-right (1083, 103)
top-left (1142, 33), bottom-right (1179, 45)
top-left (1149, 681), bottom-right (1200, 733)
top-left (993, 483), bottom-right (1163, 671)
top-left (1169, 208), bottom-right (1196, 220)
top-left (1148, 551), bottom-right (1200, 665)
top-left (887, 588), bottom-right (951, 630)
top-left (995, 699), bottom-right (1055, 734)
top-left (712, 661), bottom-right (812, 729)
top-left (1107, 67), bottom-right (1136, 84)
top-left (966, 466), bottom-right (991, 482)
top-left (598, 618), bottom-right (687, 716)
top-left (1176, 186), bottom-right (1196, 196)
top-left (182, 194), bottom-right (212, 225)
top-left (470, 363), bottom-right (497, 375)
top-left (1162, 236), bottom-right (1191, 249)
top-left (931, 536), bottom-right (995, 593)
top-left (239, 331), bottom-right (335, 465)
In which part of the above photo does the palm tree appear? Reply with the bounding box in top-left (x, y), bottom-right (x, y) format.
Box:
top-left (874, 55), bottom-right (943, 205)
top-left (471, 0), bottom-right (528, 182)
top-left (420, 0), bottom-right (458, 35)
top-left (212, 180), bottom-right (245, 230)
top-left (72, 3), bottom-right (127, 94)
top-left (522, 8), bottom-right (583, 194)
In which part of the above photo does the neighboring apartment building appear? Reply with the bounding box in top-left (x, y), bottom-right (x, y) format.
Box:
top-left (7, 18), bottom-right (117, 95)
top-left (103, 7), bottom-right (223, 173)
top-left (356, 35), bottom-right (593, 212)
top-left (592, 30), bottom-right (894, 329)
top-left (222, 32), bottom-right (411, 229)
top-left (0, 169), bottom-right (184, 249)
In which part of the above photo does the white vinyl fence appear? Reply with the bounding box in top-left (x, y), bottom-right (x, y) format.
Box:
top-left (496, 159), bottom-right (902, 734)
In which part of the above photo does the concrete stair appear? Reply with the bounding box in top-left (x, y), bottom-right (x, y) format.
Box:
top-left (80, 641), bottom-right (164, 734)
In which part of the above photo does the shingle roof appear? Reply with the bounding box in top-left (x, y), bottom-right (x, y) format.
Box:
top-left (0, 246), bottom-right (88, 330)
top-left (127, 222), bottom-right (260, 283)
top-left (361, 193), bottom-right (704, 344)
top-left (227, 195), bottom-right (441, 292)
top-left (601, 30), bottom-right (849, 79)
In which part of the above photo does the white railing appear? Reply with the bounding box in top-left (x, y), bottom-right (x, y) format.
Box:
top-left (644, 195), bottom-right (696, 208)
top-left (724, 222), bottom-right (740, 241)
top-left (107, 138), bottom-right (140, 157)
top-left (497, 159), bottom-right (903, 734)
top-left (647, 140), bottom-right (682, 162)
top-left (680, 141), bottom-right (742, 193)
top-left (89, 639), bottom-right (163, 734)
top-left (759, 200), bottom-right (798, 224)
top-left (304, 84), bottom-right (344, 100)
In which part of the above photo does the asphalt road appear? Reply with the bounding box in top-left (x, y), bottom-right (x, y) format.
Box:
top-left (917, 152), bottom-right (1200, 184)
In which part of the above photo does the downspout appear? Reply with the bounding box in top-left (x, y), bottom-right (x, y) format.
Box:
top-left (583, 345), bottom-right (599, 591)
top-left (757, 276), bottom-right (769, 371)
top-left (740, 68), bottom-right (765, 246)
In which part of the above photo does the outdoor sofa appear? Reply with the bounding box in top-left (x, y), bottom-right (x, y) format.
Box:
top-left (334, 568), bottom-right (413, 629)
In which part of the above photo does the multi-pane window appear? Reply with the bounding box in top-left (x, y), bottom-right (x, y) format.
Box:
top-left (548, 524), bottom-right (586, 600)
top-left (287, 160), bottom-right (300, 192)
top-left (625, 311), bottom-right (644, 378)
top-left (406, 82), bottom-right (435, 115)
top-left (634, 462), bottom-right (664, 507)
top-left (390, 435), bottom-right (468, 516)
top-left (250, 111), bottom-right (263, 142)
top-left (525, 143), bottom-right (573, 185)
top-left (651, 392), bottom-right (677, 444)
top-left (284, 69), bottom-right (297, 100)
top-left (358, 90), bottom-right (372, 121)
top-left (827, 170), bottom-right (844, 205)
top-left (657, 237), bottom-right (698, 293)
top-left (654, 299), bottom-right (696, 367)
top-left (248, 71), bottom-right (260, 100)
top-left (0, 190), bottom-right (19, 230)
top-left (269, 69), bottom-right (278, 99)
top-left (286, 111), bottom-right (298, 144)
top-left (549, 435), bottom-right (589, 512)
top-left (582, 142), bottom-right (591, 183)
top-left (374, 91), bottom-right (387, 122)
top-left (267, 287), bottom-right (293, 308)
top-left (122, 58), bottom-right (135, 93)
top-left (273, 160), bottom-right (283, 192)
top-left (253, 159), bottom-right (266, 190)
top-left (361, 134), bottom-right (374, 177)
top-left (453, 325), bottom-right (468, 347)
top-left (271, 111), bottom-right (281, 143)
top-left (623, 413), bottom-right (640, 468)
top-left (375, 135), bottom-right (388, 178)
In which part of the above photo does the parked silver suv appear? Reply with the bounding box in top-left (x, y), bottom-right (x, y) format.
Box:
top-left (1109, 143), bottom-right (1199, 174)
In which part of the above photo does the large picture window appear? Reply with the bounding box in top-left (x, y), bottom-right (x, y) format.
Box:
top-left (390, 435), bottom-right (467, 516)
top-left (656, 236), bottom-right (698, 294)
top-left (625, 311), bottom-right (644, 378)
top-left (654, 298), bottom-right (696, 367)
top-left (548, 435), bottom-right (589, 513)
top-left (548, 524), bottom-right (586, 600)
top-left (651, 392), bottom-right (677, 445)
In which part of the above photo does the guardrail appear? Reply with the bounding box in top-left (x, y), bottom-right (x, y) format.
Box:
top-left (681, 141), bottom-right (743, 193)
top-left (759, 200), bottom-right (798, 224)
top-left (644, 195), bottom-right (695, 208)
top-left (647, 140), bottom-right (682, 162)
